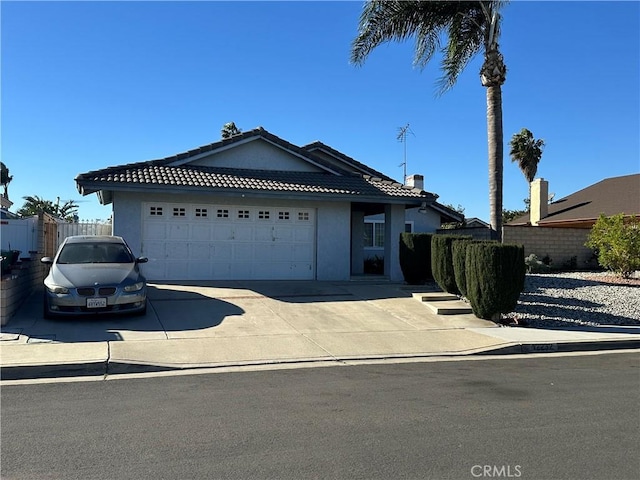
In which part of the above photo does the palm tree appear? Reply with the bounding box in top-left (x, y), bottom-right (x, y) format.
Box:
top-left (17, 195), bottom-right (79, 221)
top-left (221, 122), bottom-right (241, 139)
top-left (1, 162), bottom-right (13, 199)
top-left (509, 128), bottom-right (545, 207)
top-left (351, 0), bottom-right (508, 240)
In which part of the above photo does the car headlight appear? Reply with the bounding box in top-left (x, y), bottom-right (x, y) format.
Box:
top-left (46, 285), bottom-right (69, 294)
top-left (124, 282), bottom-right (144, 292)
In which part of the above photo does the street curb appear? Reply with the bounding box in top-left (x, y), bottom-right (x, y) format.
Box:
top-left (474, 339), bottom-right (640, 355)
top-left (0, 361), bottom-right (108, 381)
top-left (2, 340), bottom-right (639, 381)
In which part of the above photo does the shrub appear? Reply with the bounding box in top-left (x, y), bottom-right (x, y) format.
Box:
top-left (465, 243), bottom-right (526, 320)
top-left (585, 214), bottom-right (640, 278)
top-left (431, 234), bottom-right (472, 295)
top-left (399, 233), bottom-right (433, 284)
top-left (525, 254), bottom-right (552, 273)
top-left (452, 240), bottom-right (497, 297)
top-left (364, 255), bottom-right (384, 275)
top-left (561, 256), bottom-right (578, 271)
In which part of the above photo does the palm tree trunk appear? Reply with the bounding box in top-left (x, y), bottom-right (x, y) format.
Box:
top-left (486, 84), bottom-right (503, 241)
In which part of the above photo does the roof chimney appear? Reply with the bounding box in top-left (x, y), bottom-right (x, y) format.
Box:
top-left (406, 174), bottom-right (424, 191)
top-left (530, 178), bottom-right (549, 226)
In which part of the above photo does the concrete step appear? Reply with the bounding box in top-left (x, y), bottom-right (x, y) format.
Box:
top-left (412, 292), bottom-right (459, 302)
top-left (424, 300), bottom-right (473, 315)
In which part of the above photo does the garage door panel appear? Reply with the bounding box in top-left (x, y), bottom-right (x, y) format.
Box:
top-left (166, 261), bottom-right (189, 279)
top-left (293, 244), bottom-right (313, 261)
top-left (212, 243), bottom-right (233, 260)
top-left (191, 225), bottom-right (211, 241)
top-left (168, 224), bottom-right (189, 240)
top-left (190, 243), bottom-right (210, 260)
top-left (166, 242), bottom-right (188, 259)
top-left (212, 225), bottom-right (233, 241)
top-left (143, 203), bottom-right (315, 280)
top-left (234, 225), bottom-right (254, 241)
top-left (188, 261), bottom-right (211, 280)
top-left (294, 226), bottom-right (314, 242)
top-left (255, 226), bottom-right (273, 241)
top-left (234, 244), bottom-right (253, 260)
top-left (292, 262), bottom-right (314, 279)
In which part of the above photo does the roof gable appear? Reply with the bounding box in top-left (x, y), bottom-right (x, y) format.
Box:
top-left (161, 127), bottom-right (348, 175)
top-left (187, 138), bottom-right (324, 173)
top-left (75, 127), bottom-right (439, 207)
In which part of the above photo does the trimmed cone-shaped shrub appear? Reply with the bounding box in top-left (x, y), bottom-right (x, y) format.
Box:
top-left (431, 234), bottom-right (472, 294)
top-left (399, 233), bottom-right (433, 284)
top-left (465, 243), bottom-right (526, 320)
top-left (452, 239), bottom-right (497, 298)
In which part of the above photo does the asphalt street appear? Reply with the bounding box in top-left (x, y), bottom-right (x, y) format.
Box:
top-left (2, 352), bottom-right (639, 480)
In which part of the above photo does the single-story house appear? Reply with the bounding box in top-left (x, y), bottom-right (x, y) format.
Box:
top-left (75, 127), bottom-right (461, 282)
top-left (502, 173), bottom-right (639, 268)
top-left (508, 173), bottom-right (640, 228)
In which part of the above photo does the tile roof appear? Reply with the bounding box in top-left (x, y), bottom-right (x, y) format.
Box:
top-left (302, 141), bottom-right (395, 181)
top-left (77, 164), bottom-right (430, 202)
top-left (509, 173), bottom-right (640, 226)
top-left (76, 127), bottom-right (435, 204)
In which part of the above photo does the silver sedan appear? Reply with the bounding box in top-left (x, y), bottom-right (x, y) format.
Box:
top-left (41, 235), bottom-right (148, 318)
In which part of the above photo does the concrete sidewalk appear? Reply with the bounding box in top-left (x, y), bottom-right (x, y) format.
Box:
top-left (2, 281), bottom-right (639, 380)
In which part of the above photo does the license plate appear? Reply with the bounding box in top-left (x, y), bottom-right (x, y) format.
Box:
top-left (87, 298), bottom-right (107, 309)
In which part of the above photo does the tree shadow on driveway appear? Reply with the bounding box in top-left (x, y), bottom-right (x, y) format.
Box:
top-left (0, 286), bottom-right (244, 344)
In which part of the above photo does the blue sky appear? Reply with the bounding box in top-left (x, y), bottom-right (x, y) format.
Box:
top-left (2, 1), bottom-right (639, 222)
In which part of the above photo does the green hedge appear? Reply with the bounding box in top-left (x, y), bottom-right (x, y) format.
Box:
top-left (465, 243), bottom-right (526, 320)
top-left (431, 234), bottom-right (472, 295)
top-left (452, 239), bottom-right (496, 298)
top-left (399, 233), bottom-right (433, 284)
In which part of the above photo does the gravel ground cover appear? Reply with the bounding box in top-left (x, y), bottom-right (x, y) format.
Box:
top-left (503, 271), bottom-right (640, 329)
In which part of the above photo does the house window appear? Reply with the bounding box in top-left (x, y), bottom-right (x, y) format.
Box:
top-left (278, 211), bottom-right (290, 220)
top-left (258, 211), bottom-right (270, 219)
top-left (173, 207), bottom-right (186, 217)
top-left (149, 206), bottom-right (163, 216)
top-left (217, 209), bottom-right (229, 218)
top-left (298, 212), bottom-right (310, 221)
top-left (364, 221), bottom-right (385, 248)
top-left (364, 221), bottom-right (414, 247)
top-left (195, 208), bottom-right (208, 218)
top-left (238, 210), bottom-right (250, 219)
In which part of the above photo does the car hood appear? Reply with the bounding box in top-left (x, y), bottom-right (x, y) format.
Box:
top-left (50, 264), bottom-right (141, 288)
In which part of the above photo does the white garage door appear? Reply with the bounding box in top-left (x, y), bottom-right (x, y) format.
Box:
top-left (141, 203), bottom-right (316, 280)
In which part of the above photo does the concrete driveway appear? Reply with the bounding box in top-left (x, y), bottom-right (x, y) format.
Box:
top-left (4, 280), bottom-right (637, 380)
top-left (0, 281), bottom-right (509, 375)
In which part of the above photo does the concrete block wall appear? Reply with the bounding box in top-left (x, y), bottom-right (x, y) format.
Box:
top-left (502, 226), bottom-right (597, 269)
top-left (1, 256), bottom-right (44, 325)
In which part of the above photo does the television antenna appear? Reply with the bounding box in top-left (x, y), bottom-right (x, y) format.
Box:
top-left (397, 123), bottom-right (414, 184)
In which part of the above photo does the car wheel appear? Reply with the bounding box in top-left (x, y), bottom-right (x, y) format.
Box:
top-left (43, 292), bottom-right (53, 320)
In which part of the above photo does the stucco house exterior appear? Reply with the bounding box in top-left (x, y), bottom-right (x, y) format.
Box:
top-left (76, 127), bottom-right (460, 282)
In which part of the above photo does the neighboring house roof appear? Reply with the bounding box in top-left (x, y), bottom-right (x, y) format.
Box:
top-left (465, 217), bottom-right (489, 228)
top-left (428, 202), bottom-right (465, 223)
top-left (76, 127), bottom-right (437, 207)
top-left (508, 173), bottom-right (640, 227)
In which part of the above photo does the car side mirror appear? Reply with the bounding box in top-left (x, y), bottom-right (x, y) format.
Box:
top-left (136, 257), bottom-right (149, 264)
top-left (41, 257), bottom-right (53, 265)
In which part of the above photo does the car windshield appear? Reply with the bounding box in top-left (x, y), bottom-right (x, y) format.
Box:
top-left (57, 243), bottom-right (134, 264)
